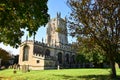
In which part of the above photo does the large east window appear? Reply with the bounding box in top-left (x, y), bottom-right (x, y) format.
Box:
top-left (23, 46), bottom-right (29, 61)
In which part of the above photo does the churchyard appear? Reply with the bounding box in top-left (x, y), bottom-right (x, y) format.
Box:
top-left (0, 68), bottom-right (120, 80)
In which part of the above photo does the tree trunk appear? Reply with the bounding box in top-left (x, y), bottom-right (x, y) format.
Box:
top-left (118, 63), bottom-right (120, 68)
top-left (109, 57), bottom-right (116, 78)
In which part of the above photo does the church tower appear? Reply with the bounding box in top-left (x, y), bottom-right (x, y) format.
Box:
top-left (46, 12), bottom-right (68, 46)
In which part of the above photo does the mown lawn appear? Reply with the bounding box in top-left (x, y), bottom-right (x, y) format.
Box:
top-left (0, 68), bottom-right (120, 80)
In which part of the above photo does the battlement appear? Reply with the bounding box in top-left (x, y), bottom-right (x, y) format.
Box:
top-left (22, 40), bottom-right (33, 43)
top-left (21, 40), bottom-right (74, 52)
top-left (21, 40), bottom-right (47, 46)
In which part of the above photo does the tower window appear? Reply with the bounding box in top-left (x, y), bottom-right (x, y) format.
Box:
top-left (53, 23), bottom-right (55, 25)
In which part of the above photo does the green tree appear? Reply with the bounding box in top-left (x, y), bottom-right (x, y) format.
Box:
top-left (0, 48), bottom-right (11, 67)
top-left (67, 0), bottom-right (120, 78)
top-left (73, 38), bottom-right (107, 67)
top-left (115, 52), bottom-right (120, 68)
top-left (0, 0), bottom-right (49, 48)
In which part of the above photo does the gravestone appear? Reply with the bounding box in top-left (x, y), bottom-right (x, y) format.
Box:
top-left (57, 65), bottom-right (60, 70)
top-left (115, 63), bottom-right (119, 68)
top-left (22, 65), bottom-right (29, 72)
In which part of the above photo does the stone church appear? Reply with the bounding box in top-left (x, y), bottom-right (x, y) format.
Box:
top-left (19, 13), bottom-right (76, 70)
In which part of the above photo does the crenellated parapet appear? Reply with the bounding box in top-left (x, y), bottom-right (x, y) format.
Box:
top-left (34, 41), bottom-right (44, 46)
top-left (22, 40), bottom-right (33, 43)
top-left (20, 40), bottom-right (74, 53)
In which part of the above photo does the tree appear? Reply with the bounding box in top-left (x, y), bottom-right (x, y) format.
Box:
top-left (67, 0), bottom-right (120, 78)
top-left (0, 0), bottom-right (49, 48)
top-left (0, 48), bottom-right (11, 67)
top-left (73, 38), bottom-right (108, 68)
top-left (115, 52), bottom-right (120, 68)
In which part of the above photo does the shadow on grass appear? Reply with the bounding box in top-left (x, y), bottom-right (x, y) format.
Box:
top-left (54, 74), bottom-right (120, 80)
top-left (0, 77), bottom-right (12, 80)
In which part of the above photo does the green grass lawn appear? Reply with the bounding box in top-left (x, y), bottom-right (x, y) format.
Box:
top-left (0, 68), bottom-right (120, 80)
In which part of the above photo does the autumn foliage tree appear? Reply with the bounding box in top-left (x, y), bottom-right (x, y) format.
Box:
top-left (0, 0), bottom-right (49, 48)
top-left (67, 0), bottom-right (120, 78)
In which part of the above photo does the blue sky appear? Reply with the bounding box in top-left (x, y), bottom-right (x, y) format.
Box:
top-left (0, 0), bottom-right (76, 55)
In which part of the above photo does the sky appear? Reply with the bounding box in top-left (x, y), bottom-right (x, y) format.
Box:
top-left (0, 0), bottom-right (76, 55)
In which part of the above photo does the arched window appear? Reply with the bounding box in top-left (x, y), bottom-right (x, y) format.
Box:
top-left (65, 54), bottom-right (69, 64)
top-left (71, 55), bottom-right (75, 64)
top-left (45, 49), bottom-right (50, 58)
top-left (23, 46), bottom-right (29, 61)
top-left (58, 52), bottom-right (62, 64)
